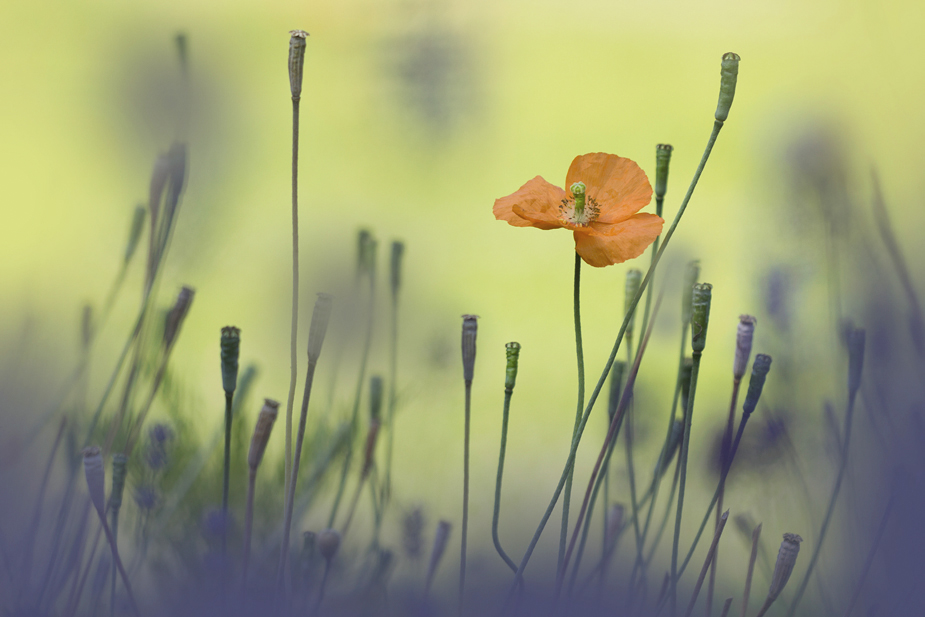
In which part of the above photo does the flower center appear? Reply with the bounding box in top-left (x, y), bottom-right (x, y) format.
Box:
top-left (559, 181), bottom-right (600, 227)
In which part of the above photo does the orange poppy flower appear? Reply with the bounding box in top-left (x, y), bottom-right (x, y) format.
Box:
top-left (493, 153), bottom-right (664, 267)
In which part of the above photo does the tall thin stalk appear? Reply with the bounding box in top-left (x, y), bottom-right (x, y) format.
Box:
top-left (559, 252), bottom-right (585, 577)
top-left (459, 315), bottom-right (478, 616)
top-left (284, 29), bottom-right (308, 513)
top-left (493, 343), bottom-right (522, 578)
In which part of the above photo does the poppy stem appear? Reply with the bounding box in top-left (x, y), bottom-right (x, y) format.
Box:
top-left (493, 344), bottom-right (523, 583)
top-left (559, 253), bottom-right (585, 578)
top-left (504, 119), bottom-right (725, 603)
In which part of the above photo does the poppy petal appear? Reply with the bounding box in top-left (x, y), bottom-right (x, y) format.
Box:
top-left (573, 213), bottom-right (664, 267)
top-left (493, 176), bottom-right (566, 230)
top-left (565, 153), bottom-right (653, 224)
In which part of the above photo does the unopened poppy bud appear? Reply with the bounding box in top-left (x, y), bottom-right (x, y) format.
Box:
top-left (461, 315), bottom-right (478, 383)
top-left (846, 327), bottom-right (866, 397)
top-left (733, 315), bottom-right (757, 380)
top-left (680, 358), bottom-right (694, 416)
top-left (317, 528), bottom-right (341, 562)
top-left (625, 269), bottom-right (643, 337)
top-left (714, 52), bottom-right (740, 123)
top-left (164, 286), bottom-right (195, 348)
top-left (369, 375), bottom-right (384, 422)
top-left (125, 205), bottom-right (146, 264)
top-left (655, 144), bottom-right (673, 205)
top-left (690, 283), bottom-right (713, 353)
top-left (220, 326), bottom-right (241, 395)
top-left (504, 342), bottom-right (521, 392)
top-left (571, 181), bottom-right (587, 214)
top-left (390, 241), bottom-right (405, 297)
top-left (742, 354), bottom-right (772, 418)
top-left (109, 453), bottom-right (128, 511)
top-left (607, 361), bottom-right (627, 424)
top-left (82, 446), bottom-right (106, 517)
top-left (767, 533), bottom-right (802, 601)
top-left (681, 260), bottom-right (701, 325)
top-left (248, 399), bottom-right (279, 471)
top-left (307, 293), bottom-right (333, 363)
top-left (288, 30), bottom-right (309, 100)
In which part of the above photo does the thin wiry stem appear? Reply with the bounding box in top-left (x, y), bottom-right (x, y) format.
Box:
top-left (222, 391), bottom-right (233, 557)
top-left (459, 380), bottom-right (472, 616)
top-left (843, 493), bottom-right (895, 617)
top-left (384, 283), bottom-right (399, 505)
top-left (556, 285), bottom-right (666, 600)
top-left (683, 510), bottom-right (729, 617)
top-left (492, 389), bottom-right (520, 577)
top-left (671, 350), bottom-right (703, 616)
top-left (786, 391), bottom-right (860, 616)
top-left (505, 120), bottom-right (725, 600)
top-left (559, 253), bottom-right (585, 576)
top-left (284, 95), bottom-right (302, 516)
top-left (279, 358), bottom-right (320, 588)
top-left (741, 523), bottom-right (762, 617)
top-left (242, 470), bottom-right (257, 596)
top-left (709, 378), bottom-right (742, 616)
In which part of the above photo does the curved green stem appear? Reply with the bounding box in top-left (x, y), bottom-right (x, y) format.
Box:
top-left (505, 120), bottom-right (724, 601)
top-left (492, 389), bottom-right (519, 576)
top-left (559, 253), bottom-right (585, 576)
top-left (284, 96), bottom-right (302, 518)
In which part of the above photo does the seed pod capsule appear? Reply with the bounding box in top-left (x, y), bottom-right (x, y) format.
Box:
top-left (504, 342), bottom-right (522, 392)
top-left (715, 52), bottom-right (741, 123)
top-left (248, 399), bottom-right (280, 471)
top-left (690, 283), bottom-right (713, 353)
top-left (461, 315), bottom-right (479, 383)
top-left (655, 144), bottom-right (673, 206)
top-left (733, 315), bottom-right (757, 381)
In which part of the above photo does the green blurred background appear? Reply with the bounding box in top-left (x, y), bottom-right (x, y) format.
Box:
top-left (2, 0), bottom-right (924, 591)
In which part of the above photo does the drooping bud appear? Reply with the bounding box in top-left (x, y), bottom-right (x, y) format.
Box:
top-left (109, 453), bottom-right (128, 511)
top-left (317, 528), bottom-right (341, 563)
top-left (125, 205), bottom-right (146, 264)
top-left (655, 144), bottom-right (673, 207)
top-left (625, 269), bottom-right (643, 338)
top-left (733, 315), bottom-right (757, 380)
top-left (461, 315), bottom-right (478, 383)
top-left (742, 354), bottom-right (772, 418)
top-left (306, 293), bottom-right (333, 363)
top-left (248, 399), bottom-right (279, 471)
top-left (504, 342), bottom-right (521, 392)
top-left (288, 30), bottom-right (309, 100)
top-left (390, 241), bottom-right (405, 298)
top-left (767, 533), bottom-right (803, 601)
top-left (681, 260), bottom-right (701, 325)
top-left (607, 361), bottom-right (627, 425)
top-left (220, 326), bottom-right (241, 395)
top-left (846, 326), bottom-right (866, 398)
top-left (714, 52), bottom-right (741, 123)
top-left (690, 283), bottom-right (713, 353)
top-left (82, 446), bottom-right (106, 517)
top-left (163, 286), bottom-right (195, 348)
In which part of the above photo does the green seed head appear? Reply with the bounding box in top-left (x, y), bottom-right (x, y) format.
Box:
top-left (307, 293), bottom-right (333, 363)
top-left (742, 354), bottom-right (772, 417)
top-left (504, 342), bottom-right (521, 392)
top-left (109, 453), bottom-right (128, 511)
top-left (288, 30), bottom-right (309, 100)
top-left (571, 181), bottom-right (587, 215)
top-left (655, 144), bottom-right (673, 204)
top-left (461, 315), bottom-right (478, 383)
top-left (767, 533), bottom-right (803, 602)
top-left (220, 326), bottom-right (241, 395)
top-left (690, 283), bottom-right (713, 353)
top-left (715, 52), bottom-right (740, 123)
